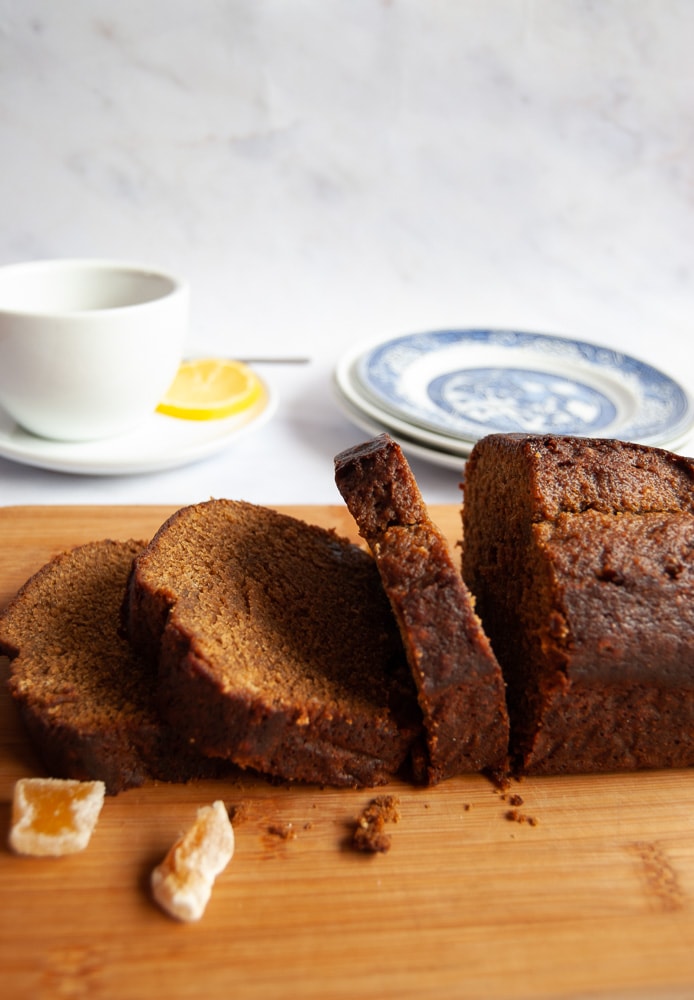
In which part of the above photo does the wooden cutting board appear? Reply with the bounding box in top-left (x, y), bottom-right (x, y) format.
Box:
top-left (0, 504), bottom-right (693, 1000)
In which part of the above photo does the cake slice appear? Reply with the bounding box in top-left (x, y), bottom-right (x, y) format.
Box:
top-left (462, 433), bottom-right (694, 774)
top-left (123, 499), bottom-right (421, 788)
top-left (0, 539), bottom-right (230, 794)
top-left (334, 434), bottom-right (510, 783)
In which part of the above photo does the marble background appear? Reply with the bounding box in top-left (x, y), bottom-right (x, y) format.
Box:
top-left (1, 0), bottom-right (694, 505)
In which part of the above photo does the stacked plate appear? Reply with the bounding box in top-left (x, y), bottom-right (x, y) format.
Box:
top-left (334, 329), bottom-right (694, 470)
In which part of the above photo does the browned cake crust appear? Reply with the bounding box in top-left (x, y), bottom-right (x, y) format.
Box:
top-left (0, 539), bottom-right (229, 794)
top-left (124, 499), bottom-right (421, 788)
top-left (335, 434), bottom-right (510, 783)
top-left (462, 433), bottom-right (694, 774)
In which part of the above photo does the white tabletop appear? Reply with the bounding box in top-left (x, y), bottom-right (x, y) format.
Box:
top-left (2, 1), bottom-right (694, 510)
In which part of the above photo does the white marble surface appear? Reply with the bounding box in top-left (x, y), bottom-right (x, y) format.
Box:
top-left (1, 0), bottom-right (694, 508)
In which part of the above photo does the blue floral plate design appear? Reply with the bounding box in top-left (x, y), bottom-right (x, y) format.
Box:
top-left (342, 329), bottom-right (693, 447)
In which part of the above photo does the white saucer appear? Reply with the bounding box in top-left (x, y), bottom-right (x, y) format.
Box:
top-left (340, 329), bottom-right (694, 447)
top-left (334, 372), bottom-right (471, 458)
top-left (0, 380), bottom-right (277, 476)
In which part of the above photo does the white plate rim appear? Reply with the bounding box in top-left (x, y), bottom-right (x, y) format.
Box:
top-left (0, 379), bottom-right (277, 476)
top-left (333, 370), bottom-right (472, 457)
top-left (339, 329), bottom-right (694, 446)
top-left (333, 381), bottom-right (469, 471)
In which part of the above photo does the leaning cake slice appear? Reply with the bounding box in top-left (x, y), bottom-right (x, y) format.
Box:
top-left (335, 434), bottom-right (510, 783)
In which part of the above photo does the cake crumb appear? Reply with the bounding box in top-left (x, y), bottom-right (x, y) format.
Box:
top-left (228, 801), bottom-right (250, 825)
top-left (505, 808), bottom-right (539, 827)
top-left (490, 771), bottom-right (511, 792)
top-left (508, 794), bottom-right (524, 807)
top-left (352, 794), bottom-right (401, 854)
top-left (267, 821), bottom-right (296, 841)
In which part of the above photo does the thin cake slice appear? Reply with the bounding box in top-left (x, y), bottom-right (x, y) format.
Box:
top-left (462, 433), bottom-right (694, 774)
top-left (334, 434), bottom-right (510, 783)
top-left (124, 499), bottom-right (421, 788)
top-left (0, 539), bottom-right (229, 794)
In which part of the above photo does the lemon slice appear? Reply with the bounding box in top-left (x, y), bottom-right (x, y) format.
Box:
top-left (157, 358), bottom-right (263, 421)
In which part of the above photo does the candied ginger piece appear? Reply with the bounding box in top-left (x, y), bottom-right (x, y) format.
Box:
top-left (9, 777), bottom-right (106, 856)
top-left (151, 800), bottom-right (234, 922)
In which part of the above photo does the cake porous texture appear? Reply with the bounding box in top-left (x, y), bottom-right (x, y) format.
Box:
top-left (0, 539), bottom-right (229, 794)
top-left (124, 499), bottom-right (421, 788)
top-left (462, 433), bottom-right (694, 775)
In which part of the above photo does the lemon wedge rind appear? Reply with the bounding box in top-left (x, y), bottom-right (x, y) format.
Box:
top-left (157, 358), bottom-right (264, 422)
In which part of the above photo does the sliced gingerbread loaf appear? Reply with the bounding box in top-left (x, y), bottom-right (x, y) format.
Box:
top-left (123, 499), bottom-right (421, 788)
top-left (462, 433), bottom-right (694, 775)
top-left (334, 434), bottom-right (510, 783)
top-left (0, 539), bottom-right (230, 794)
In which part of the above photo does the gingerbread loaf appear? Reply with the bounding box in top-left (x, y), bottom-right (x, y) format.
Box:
top-left (335, 434), bottom-right (509, 782)
top-left (462, 433), bottom-right (694, 774)
top-left (0, 539), bottom-right (230, 794)
top-left (123, 499), bottom-right (421, 788)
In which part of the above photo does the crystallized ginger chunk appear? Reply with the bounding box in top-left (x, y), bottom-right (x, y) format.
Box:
top-left (151, 800), bottom-right (234, 922)
top-left (9, 777), bottom-right (106, 856)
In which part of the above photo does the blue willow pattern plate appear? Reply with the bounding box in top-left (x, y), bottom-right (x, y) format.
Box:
top-left (351, 329), bottom-right (693, 446)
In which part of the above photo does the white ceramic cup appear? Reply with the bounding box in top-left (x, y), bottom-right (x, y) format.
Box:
top-left (0, 258), bottom-right (188, 441)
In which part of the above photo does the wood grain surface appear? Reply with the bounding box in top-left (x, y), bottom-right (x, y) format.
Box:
top-left (0, 504), bottom-right (693, 1000)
